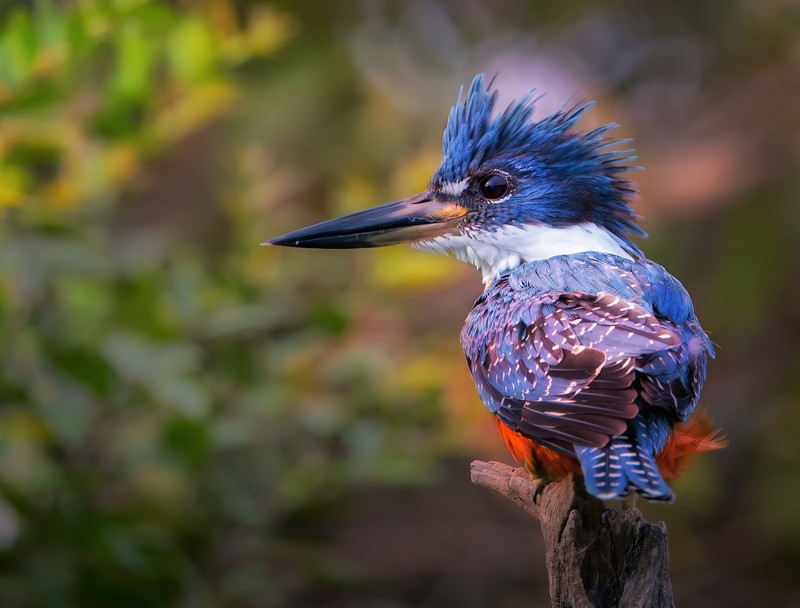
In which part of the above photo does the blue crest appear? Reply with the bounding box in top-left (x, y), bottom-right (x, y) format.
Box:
top-left (432, 74), bottom-right (647, 248)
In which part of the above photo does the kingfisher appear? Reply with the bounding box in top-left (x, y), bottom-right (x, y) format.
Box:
top-left (265, 75), bottom-right (725, 501)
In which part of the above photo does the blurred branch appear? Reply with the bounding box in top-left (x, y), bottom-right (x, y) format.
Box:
top-left (470, 461), bottom-right (674, 608)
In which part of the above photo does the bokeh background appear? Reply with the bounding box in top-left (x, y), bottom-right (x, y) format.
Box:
top-left (1, 1), bottom-right (798, 606)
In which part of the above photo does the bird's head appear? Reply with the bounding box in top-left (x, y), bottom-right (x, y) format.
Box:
top-left (266, 74), bottom-right (645, 284)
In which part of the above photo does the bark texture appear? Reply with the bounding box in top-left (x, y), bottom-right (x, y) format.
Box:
top-left (470, 460), bottom-right (674, 608)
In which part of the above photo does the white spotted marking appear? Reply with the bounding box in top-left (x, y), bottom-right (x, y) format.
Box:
top-left (439, 178), bottom-right (469, 196)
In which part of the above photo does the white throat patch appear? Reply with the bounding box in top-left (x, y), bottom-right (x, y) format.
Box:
top-left (414, 223), bottom-right (634, 285)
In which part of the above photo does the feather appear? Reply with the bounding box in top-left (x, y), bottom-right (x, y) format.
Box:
top-left (462, 252), bottom-right (716, 500)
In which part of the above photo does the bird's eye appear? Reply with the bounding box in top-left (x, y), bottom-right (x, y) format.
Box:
top-left (478, 174), bottom-right (509, 200)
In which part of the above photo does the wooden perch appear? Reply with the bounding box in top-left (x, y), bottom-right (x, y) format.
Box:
top-left (470, 460), bottom-right (674, 608)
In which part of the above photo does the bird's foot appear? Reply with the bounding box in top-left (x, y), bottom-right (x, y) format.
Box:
top-left (524, 463), bottom-right (551, 504)
top-left (531, 478), bottom-right (549, 504)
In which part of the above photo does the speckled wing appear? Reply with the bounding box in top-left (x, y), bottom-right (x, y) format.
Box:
top-left (637, 345), bottom-right (707, 423)
top-left (463, 289), bottom-right (681, 455)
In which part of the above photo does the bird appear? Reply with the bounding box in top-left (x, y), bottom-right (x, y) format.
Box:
top-left (265, 74), bottom-right (725, 501)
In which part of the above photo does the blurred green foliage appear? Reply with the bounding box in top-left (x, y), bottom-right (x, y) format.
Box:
top-left (0, 0), bottom-right (288, 210)
top-left (0, 2), bottom-right (450, 606)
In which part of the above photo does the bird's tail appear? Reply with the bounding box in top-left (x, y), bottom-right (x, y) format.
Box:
top-left (576, 434), bottom-right (674, 502)
top-left (575, 412), bottom-right (727, 501)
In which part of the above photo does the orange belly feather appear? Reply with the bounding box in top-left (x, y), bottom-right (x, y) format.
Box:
top-left (495, 418), bottom-right (581, 478)
top-left (655, 414), bottom-right (728, 479)
top-left (495, 414), bottom-right (726, 482)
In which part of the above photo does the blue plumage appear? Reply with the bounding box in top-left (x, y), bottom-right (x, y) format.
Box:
top-left (268, 73), bottom-right (717, 501)
top-left (432, 75), bottom-right (646, 253)
top-left (462, 253), bottom-right (711, 500)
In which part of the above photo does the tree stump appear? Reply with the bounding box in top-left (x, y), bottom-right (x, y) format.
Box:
top-left (470, 460), bottom-right (673, 608)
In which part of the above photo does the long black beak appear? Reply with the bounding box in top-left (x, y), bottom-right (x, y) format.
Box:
top-left (263, 191), bottom-right (469, 248)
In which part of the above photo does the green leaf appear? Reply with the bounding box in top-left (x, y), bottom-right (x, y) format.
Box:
top-left (0, 9), bottom-right (37, 86)
top-left (48, 346), bottom-right (115, 395)
top-left (110, 24), bottom-right (156, 101)
top-left (168, 17), bottom-right (215, 84)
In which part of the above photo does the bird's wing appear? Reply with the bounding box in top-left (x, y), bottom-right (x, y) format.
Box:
top-left (637, 344), bottom-right (707, 422)
top-left (465, 291), bottom-right (681, 454)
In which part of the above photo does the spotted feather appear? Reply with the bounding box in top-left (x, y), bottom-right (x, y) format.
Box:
top-left (461, 252), bottom-right (714, 499)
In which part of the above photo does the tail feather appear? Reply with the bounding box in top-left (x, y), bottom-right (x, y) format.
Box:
top-left (615, 434), bottom-right (674, 501)
top-left (495, 412), bottom-right (726, 501)
top-left (576, 443), bottom-right (628, 499)
top-left (576, 435), bottom-right (674, 501)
